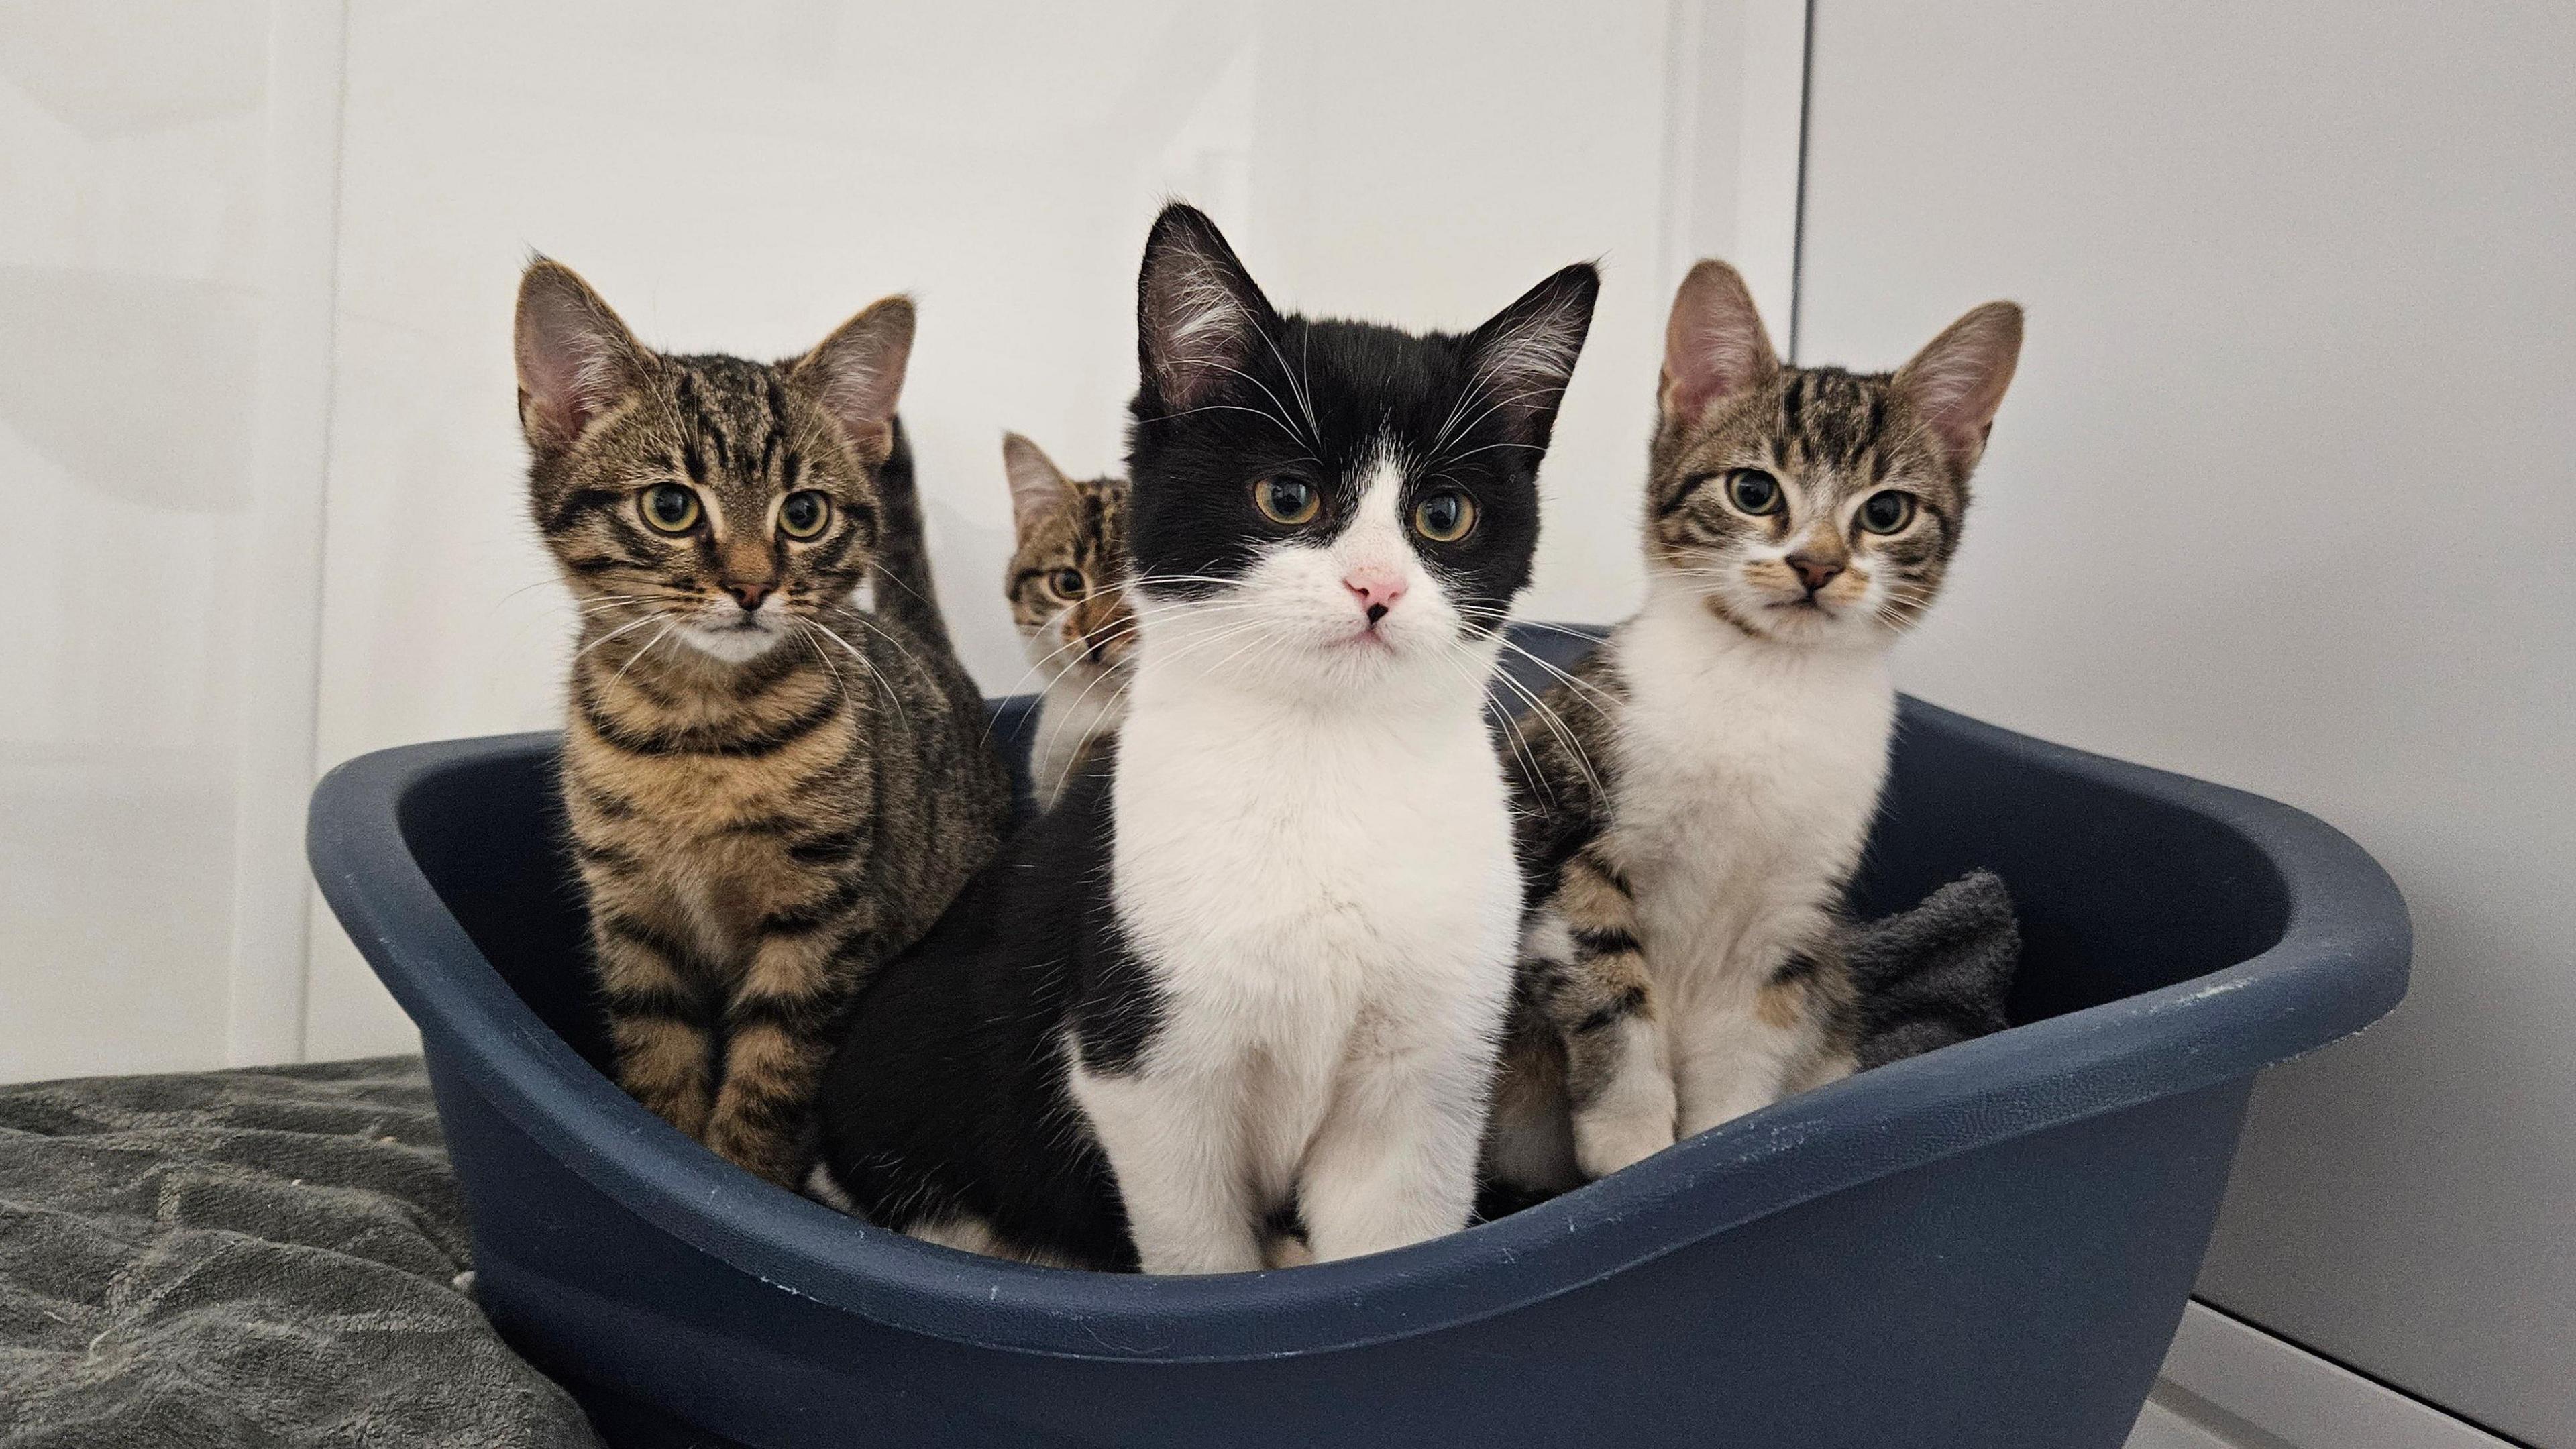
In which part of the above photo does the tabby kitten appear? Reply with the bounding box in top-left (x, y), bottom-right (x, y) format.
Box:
top-left (1000, 433), bottom-right (1134, 807)
top-left (816, 203), bottom-right (1599, 1272)
top-left (515, 260), bottom-right (1012, 1187)
top-left (1491, 259), bottom-right (2021, 1190)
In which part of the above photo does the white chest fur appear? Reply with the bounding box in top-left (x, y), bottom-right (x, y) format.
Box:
top-left (1608, 590), bottom-right (1894, 1008)
top-left (1082, 665), bottom-right (1521, 1271)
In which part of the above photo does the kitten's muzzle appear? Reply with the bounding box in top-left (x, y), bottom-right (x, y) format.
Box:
top-left (1786, 553), bottom-right (1845, 595)
top-left (1342, 567), bottom-right (1407, 625)
top-left (724, 581), bottom-right (775, 612)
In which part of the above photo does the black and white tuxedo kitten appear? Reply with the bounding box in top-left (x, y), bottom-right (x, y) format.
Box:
top-left (814, 204), bottom-right (1599, 1271)
top-left (1489, 259), bottom-right (2021, 1192)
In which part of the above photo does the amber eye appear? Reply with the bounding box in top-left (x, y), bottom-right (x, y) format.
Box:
top-left (779, 490), bottom-right (831, 539)
top-left (1049, 568), bottom-right (1088, 600)
top-left (1727, 469), bottom-right (1782, 515)
top-left (641, 484), bottom-right (701, 534)
top-left (1857, 490), bottom-right (1916, 535)
top-left (1254, 476), bottom-right (1321, 526)
top-left (1411, 489), bottom-right (1477, 543)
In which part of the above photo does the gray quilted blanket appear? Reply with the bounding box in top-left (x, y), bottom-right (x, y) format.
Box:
top-left (0, 1056), bottom-right (596, 1448)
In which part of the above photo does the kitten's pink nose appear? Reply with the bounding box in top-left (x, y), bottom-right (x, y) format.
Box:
top-left (1787, 554), bottom-right (1843, 594)
top-left (1344, 567), bottom-right (1407, 625)
top-left (725, 582), bottom-right (774, 612)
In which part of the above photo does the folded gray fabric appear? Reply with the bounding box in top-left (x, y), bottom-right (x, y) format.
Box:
top-left (0, 1056), bottom-right (596, 1449)
top-left (1845, 868), bottom-right (2023, 1071)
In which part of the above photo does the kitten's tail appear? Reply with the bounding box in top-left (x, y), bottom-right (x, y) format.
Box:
top-left (869, 416), bottom-right (953, 650)
top-left (1843, 869), bottom-right (2021, 1071)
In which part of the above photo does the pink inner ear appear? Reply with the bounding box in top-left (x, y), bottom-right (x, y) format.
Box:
top-left (1003, 438), bottom-right (1069, 531)
top-left (800, 301), bottom-right (914, 460)
top-left (1662, 264), bottom-right (1778, 423)
top-left (517, 293), bottom-right (627, 445)
top-left (1900, 305), bottom-right (2022, 468)
top-left (816, 363), bottom-right (898, 447)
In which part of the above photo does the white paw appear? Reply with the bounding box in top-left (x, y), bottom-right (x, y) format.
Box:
top-left (1574, 1101), bottom-right (1678, 1180)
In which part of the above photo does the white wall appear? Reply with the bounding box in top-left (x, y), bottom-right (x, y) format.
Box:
top-left (8, 5), bottom-right (2563, 1442)
top-left (1798, 3), bottom-right (2576, 1442)
top-left (2, 1), bottom-right (1805, 1073)
top-left (301, 0), bottom-right (1803, 1059)
top-left (0, 1), bottom-right (336, 1081)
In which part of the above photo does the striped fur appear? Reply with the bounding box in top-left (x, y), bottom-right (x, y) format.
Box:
top-left (1491, 260), bottom-right (2021, 1193)
top-left (999, 433), bottom-right (1134, 807)
top-left (516, 260), bottom-right (1011, 1187)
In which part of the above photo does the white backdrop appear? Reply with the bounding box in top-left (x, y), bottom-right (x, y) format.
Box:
top-left (0, 0), bottom-right (1805, 1077)
top-left (1800, 2), bottom-right (2576, 1442)
top-left (11, 5), bottom-right (2555, 1443)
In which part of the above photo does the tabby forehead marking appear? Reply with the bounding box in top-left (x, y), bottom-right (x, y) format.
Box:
top-left (1648, 364), bottom-right (1971, 642)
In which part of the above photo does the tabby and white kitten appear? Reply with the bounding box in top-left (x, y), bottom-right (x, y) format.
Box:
top-left (816, 204), bottom-right (1599, 1272)
top-left (516, 261), bottom-right (1012, 1187)
top-left (1000, 433), bottom-right (1134, 808)
top-left (1491, 260), bottom-right (2021, 1191)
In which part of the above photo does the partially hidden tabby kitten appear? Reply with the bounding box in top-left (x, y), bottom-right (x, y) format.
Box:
top-left (515, 260), bottom-right (1014, 1187)
top-left (1488, 259), bottom-right (2021, 1193)
top-left (1000, 433), bottom-right (1134, 808)
top-left (815, 203), bottom-right (1600, 1271)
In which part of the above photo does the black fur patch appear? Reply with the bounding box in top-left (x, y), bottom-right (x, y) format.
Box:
top-left (815, 747), bottom-right (1143, 1271)
top-left (814, 207), bottom-right (1599, 1271)
top-left (1125, 205), bottom-right (1594, 634)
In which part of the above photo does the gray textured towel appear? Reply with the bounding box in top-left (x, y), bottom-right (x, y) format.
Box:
top-left (1845, 869), bottom-right (2023, 1071)
top-left (0, 1056), bottom-right (596, 1449)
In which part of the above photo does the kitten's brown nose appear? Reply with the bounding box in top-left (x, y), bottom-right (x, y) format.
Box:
top-left (1787, 554), bottom-right (1844, 594)
top-left (725, 582), bottom-right (774, 612)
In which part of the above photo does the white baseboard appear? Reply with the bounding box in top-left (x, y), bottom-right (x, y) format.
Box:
top-left (2129, 1301), bottom-right (2520, 1449)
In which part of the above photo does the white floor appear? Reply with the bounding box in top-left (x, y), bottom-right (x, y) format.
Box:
top-left (2130, 1397), bottom-right (2263, 1449)
top-left (2122, 1304), bottom-right (2519, 1449)
top-left (2129, 1392), bottom-right (2293, 1449)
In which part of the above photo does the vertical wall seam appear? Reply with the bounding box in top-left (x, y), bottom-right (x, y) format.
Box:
top-left (1786, 0), bottom-right (1815, 362)
top-left (223, 0), bottom-right (350, 1067)
top-left (290, 0), bottom-right (353, 1062)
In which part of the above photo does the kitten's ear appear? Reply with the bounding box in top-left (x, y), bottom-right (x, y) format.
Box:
top-left (1660, 258), bottom-right (1779, 425)
top-left (1136, 202), bottom-right (1277, 415)
top-left (1001, 432), bottom-right (1071, 536)
top-left (793, 294), bottom-right (915, 465)
top-left (1462, 262), bottom-right (1601, 451)
top-left (515, 258), bottom-right (650, 455)
top-left (1895, 301), bottom-right (2023, 472)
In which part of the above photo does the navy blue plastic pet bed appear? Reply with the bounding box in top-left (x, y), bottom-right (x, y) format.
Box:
top-left (306, 627), bottom-right (2409, 1448)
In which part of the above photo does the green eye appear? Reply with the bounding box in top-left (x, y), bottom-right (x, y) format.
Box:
top-left (1411, 489), bottom-right (1477, 543)
top-left (1858, 490), bottom-right (1916, 535)
top-left (1049, 568), bottom-right (1087, 600)
top-left (642, 484), bottom-right (700, 533)
top-left (1255, 476), bottom-right (1320, 526)
top-left (779, 489), bottom-right (831, 539)
top-left (1727, 469), bottom-right (1782, 515)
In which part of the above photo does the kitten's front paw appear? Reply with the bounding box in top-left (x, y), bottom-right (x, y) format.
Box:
top-left (1574, 1099), bottom-right (1678, 1180)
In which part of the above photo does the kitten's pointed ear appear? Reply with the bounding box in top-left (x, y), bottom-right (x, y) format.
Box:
top-left (1660, 259), bottom-right (1779, 425)
top-left (1895, 301), bottom-right (2023, 472)
top-left (794, 294), bottom-right (915, 465)
top-left (1462, 262), bottom-right (1601, 449)
top-left (1136, 203), bottom-right (1277, 415)
top-left (1001, 432), bottom-right (1071, 535)
top-left (515, 258), bottom-right (650, 455)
